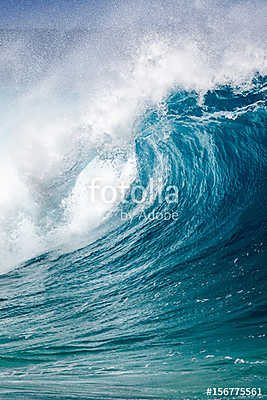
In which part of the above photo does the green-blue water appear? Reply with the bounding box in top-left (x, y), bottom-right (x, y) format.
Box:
top-left (0, 77), bottom-right (266, 399)
top-left (0, 6), bottom-right (266, 398)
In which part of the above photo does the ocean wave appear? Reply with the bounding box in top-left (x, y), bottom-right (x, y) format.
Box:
top-left (0, 1), bottom-right (266, 398)
top-left (0, 31), bottom-right (266, 272)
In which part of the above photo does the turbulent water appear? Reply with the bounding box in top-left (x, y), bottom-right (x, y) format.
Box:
top-left (0, 1), bottom-right (266, 399)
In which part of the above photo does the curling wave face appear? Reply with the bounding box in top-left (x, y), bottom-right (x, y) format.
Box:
top-left (0, 1), bottom-right (266, 398)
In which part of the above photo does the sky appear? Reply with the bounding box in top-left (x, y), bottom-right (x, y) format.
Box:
top-left (1, 0), bottom-right (255, 30)
top-left (0, 0), bottom-right (265, 52)
top-left (0, 0), bottom-right (111, 29)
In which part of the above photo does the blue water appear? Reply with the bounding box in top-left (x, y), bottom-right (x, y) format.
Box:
top-left (0, 0), bottom-right (267, 393)
top-left (0, 73), bottom-right (266, 398)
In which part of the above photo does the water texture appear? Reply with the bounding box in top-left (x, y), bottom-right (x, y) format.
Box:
top-left (0, 1), bottom-right (266, 398)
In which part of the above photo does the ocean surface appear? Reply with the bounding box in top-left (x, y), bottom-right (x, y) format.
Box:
top-left (0, 2), bottom-right (266, 398)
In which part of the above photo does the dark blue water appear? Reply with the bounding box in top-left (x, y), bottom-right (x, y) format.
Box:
top-left (0, 74), bottom-right (266, 399)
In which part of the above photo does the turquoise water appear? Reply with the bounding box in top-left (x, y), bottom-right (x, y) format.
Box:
top-left (0, 5), bottom-right (266, 398)
top-left (0, 77), bottom-right (266, 399)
